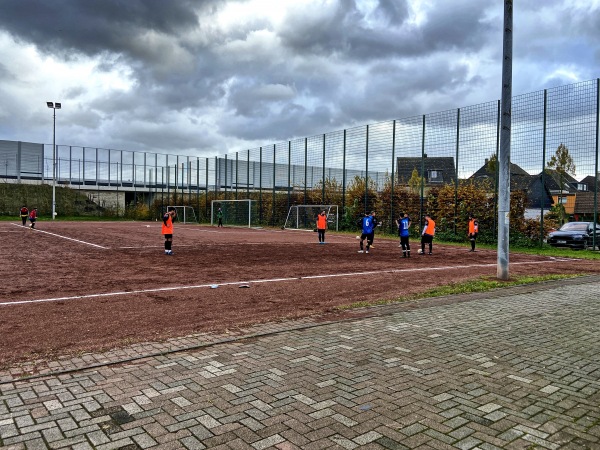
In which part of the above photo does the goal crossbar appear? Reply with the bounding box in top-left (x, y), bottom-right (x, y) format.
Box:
top-left (284, 205), bottom-right (339, 231)
top-left (211, 199), bottom-right (253, 228)
top-left (167, 206), bottom-right (197, 224)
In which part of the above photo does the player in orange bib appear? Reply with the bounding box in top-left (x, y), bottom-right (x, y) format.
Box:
top-left (316, 210), bottom-right (327, 244)
top-left (420, 214), bottom-right (435, 255)
top-left (162, 207), bottom-right (177, 255)
top-left (468, 213), bottom-right (479, 252)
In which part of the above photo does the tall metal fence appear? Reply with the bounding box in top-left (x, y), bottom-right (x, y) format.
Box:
top-left (1, 79), bottom-right (598, 246)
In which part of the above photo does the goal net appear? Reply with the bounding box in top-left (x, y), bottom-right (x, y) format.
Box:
top-left (284, 205), bottom-right (338, 231)
top-left (211, 199), bottom-right (254, 227)
top-left (167, 206), bottom-right (197, 224)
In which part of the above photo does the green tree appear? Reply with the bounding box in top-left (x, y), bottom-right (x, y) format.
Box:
top-left (486, 154), bottom-right (497, 176)
top-left (407, 168), bottom-right (423, 195)
top-left (546, 143), bottom-right (575, 225)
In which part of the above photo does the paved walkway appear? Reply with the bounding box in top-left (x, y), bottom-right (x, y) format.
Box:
top-left (1, 277), bottom-right (600, 449)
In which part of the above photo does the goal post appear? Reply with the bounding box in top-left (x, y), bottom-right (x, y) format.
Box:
top-left (211, 199), bottom-right (253, 227)
top-left (167, 206), bottom-right (197, 224)
top-left (283, 205), bottom-right (339, 231)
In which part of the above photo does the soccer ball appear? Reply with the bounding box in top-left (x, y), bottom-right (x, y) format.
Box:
top-left (356, 235), bottom-right (360, 240)
top-left (417, 249), bottom-right (423, 254)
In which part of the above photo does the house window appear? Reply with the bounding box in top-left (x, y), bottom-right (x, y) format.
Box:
top-left (576, 183), bottom-right (588, 191)
top-left (428, 170), bottom-right (443, 183)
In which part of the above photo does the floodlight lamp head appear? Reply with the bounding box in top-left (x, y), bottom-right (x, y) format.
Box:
top-left (46, 102), bottom-right (53, 108)
top-left (55, 102), bottom-right (61, 109)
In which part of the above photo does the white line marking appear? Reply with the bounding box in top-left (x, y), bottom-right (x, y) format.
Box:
top-left (0, 260), bottom-right (556, 307)
top-left (9, 223), bottom-right (108, 249)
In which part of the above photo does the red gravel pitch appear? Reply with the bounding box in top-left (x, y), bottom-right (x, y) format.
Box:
top-left (1, 220), bottom-right (598, 368)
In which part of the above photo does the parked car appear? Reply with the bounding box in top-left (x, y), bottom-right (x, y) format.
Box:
top-left (547, 222), bottom-right (600, 250)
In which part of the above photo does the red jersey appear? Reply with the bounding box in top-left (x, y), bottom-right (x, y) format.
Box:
top-left (29, 210), bottom-right (37, 219)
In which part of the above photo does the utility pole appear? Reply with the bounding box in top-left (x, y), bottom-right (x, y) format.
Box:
top-left (497, 0), bottom-right (513, 280)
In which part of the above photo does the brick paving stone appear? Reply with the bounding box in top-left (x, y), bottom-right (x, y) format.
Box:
top-left (2, 277), bottom-right (600, 449)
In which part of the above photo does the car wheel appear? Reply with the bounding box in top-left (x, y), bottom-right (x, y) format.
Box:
top-left (583, 241), bottom-right (589, 251)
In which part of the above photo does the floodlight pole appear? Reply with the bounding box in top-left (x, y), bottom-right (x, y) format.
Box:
top-left (497, 1), bottom-right (513, 280)
top-left (47, 101), bottom-right (61, 220)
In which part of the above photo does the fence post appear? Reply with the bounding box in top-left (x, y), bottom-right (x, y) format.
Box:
top-left (287, 141), bottom-right (291, 218)
top-left (304, 138), bottom-right (308, 205)
top-left (214, 155), bottom-right (217, 204)
top-left (390, 120), bottom-right (396, 234)
top-left (321, 134), bottom-right (326, 204)
top-left (594, 78), bottom-right (599, 250)
top-left (246, 149), bottom-right (250, 200)
top-left (454, 108), bottom-right (460, 235)
top-left (224, 154), bottom-right (228, 200)
top-left (342, 130), bottom-right (347, 218)
top-left (365, 125), bottom-right (369, 214)
top-left (205, 157), bottom-right (209, 220)
top-left (420, 115), bottom-right (426, 228)
top-left (235, 152), bottom-right (239, 200)
top-left (272, 144), bottom-right (276, 225)
top-left (259, 146), bottom-right (263, 224)
top-left (540, 89), bottom-right (548, 246)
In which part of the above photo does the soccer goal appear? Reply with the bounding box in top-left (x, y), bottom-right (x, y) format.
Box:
top-left (284, 205), bottom-right (339, 231)
top-left (211, 199), bottom-right (254, 227)
top-left (167, 206), bottom-right (197, 224)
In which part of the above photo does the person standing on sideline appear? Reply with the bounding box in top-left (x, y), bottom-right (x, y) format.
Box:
top-left (358, 211), bottom-right (378, 254)
top-left (468, 213), bottom-right (479, 252)
top-left (217, 207), bottom-right (223, 227)
top-left (162, 206), bottom-right (177, 255)
top-left (420, 214), bottom-right (435, 255)
top-left (20, 205), bottom-right (29, 226)
top-left (396, 212), bottom-right (411, 257)
top-left (28, 208), bottom-right (37, 229)
top-left (316, 210), bottom-right (327, 244)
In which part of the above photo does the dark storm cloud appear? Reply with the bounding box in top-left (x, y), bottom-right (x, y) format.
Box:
top-left (278, 0), bottom-right (492, 61)
top-left (420, 0), bottom-right (494, 52)
top-left (0, 0), bottom-right (202, 57)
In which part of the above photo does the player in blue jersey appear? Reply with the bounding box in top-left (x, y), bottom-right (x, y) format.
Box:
top-left (396, 212), bottom-right (412, 257)
top-left (358, 211), bottom-right (378, 254)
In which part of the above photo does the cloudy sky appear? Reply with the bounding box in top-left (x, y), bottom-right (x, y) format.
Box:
top-left (0, 0), bottom-right (598, 158)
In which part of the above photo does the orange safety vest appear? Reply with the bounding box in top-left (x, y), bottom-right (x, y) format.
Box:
top-left (469, 219), bottom-right (479, 234)
top-left (316, 214), bottom-right (327, 229)
top-left (162, 214), bottom-right (173, 235)
top-left (424, 218), bottom-right (435, 236)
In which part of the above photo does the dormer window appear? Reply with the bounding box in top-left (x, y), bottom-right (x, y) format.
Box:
top-left (428, 170), bottom-right (443, 183)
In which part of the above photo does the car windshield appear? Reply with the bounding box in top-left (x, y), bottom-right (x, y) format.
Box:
top-left (559, 222), bottom-right (588, 232)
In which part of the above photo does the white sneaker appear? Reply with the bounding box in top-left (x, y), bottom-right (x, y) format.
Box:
top-left (358, 250), bottom-right (364, 253)
top-left (366, 250), bottom-right (369, 254)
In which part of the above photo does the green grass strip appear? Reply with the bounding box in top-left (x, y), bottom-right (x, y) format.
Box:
top-left (337, 273), bottom-right (583, 310)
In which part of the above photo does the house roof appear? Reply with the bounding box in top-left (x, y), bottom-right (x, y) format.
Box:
top-left (470, 161), bottom-right (530, 179)
top-left (511, 174), bottom-right (555, 209)
top-left (541, 169), bottom-right (579, 193)
top-left (396, 157), bottom-right (456, 184)
top-left (580, 175), bottom-right (599, 190)
top-left (574, 191), bottom-right (598, 214)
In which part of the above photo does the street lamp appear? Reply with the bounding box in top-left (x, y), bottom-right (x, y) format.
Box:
top-left (47, 101), bottom-right (61, 220)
